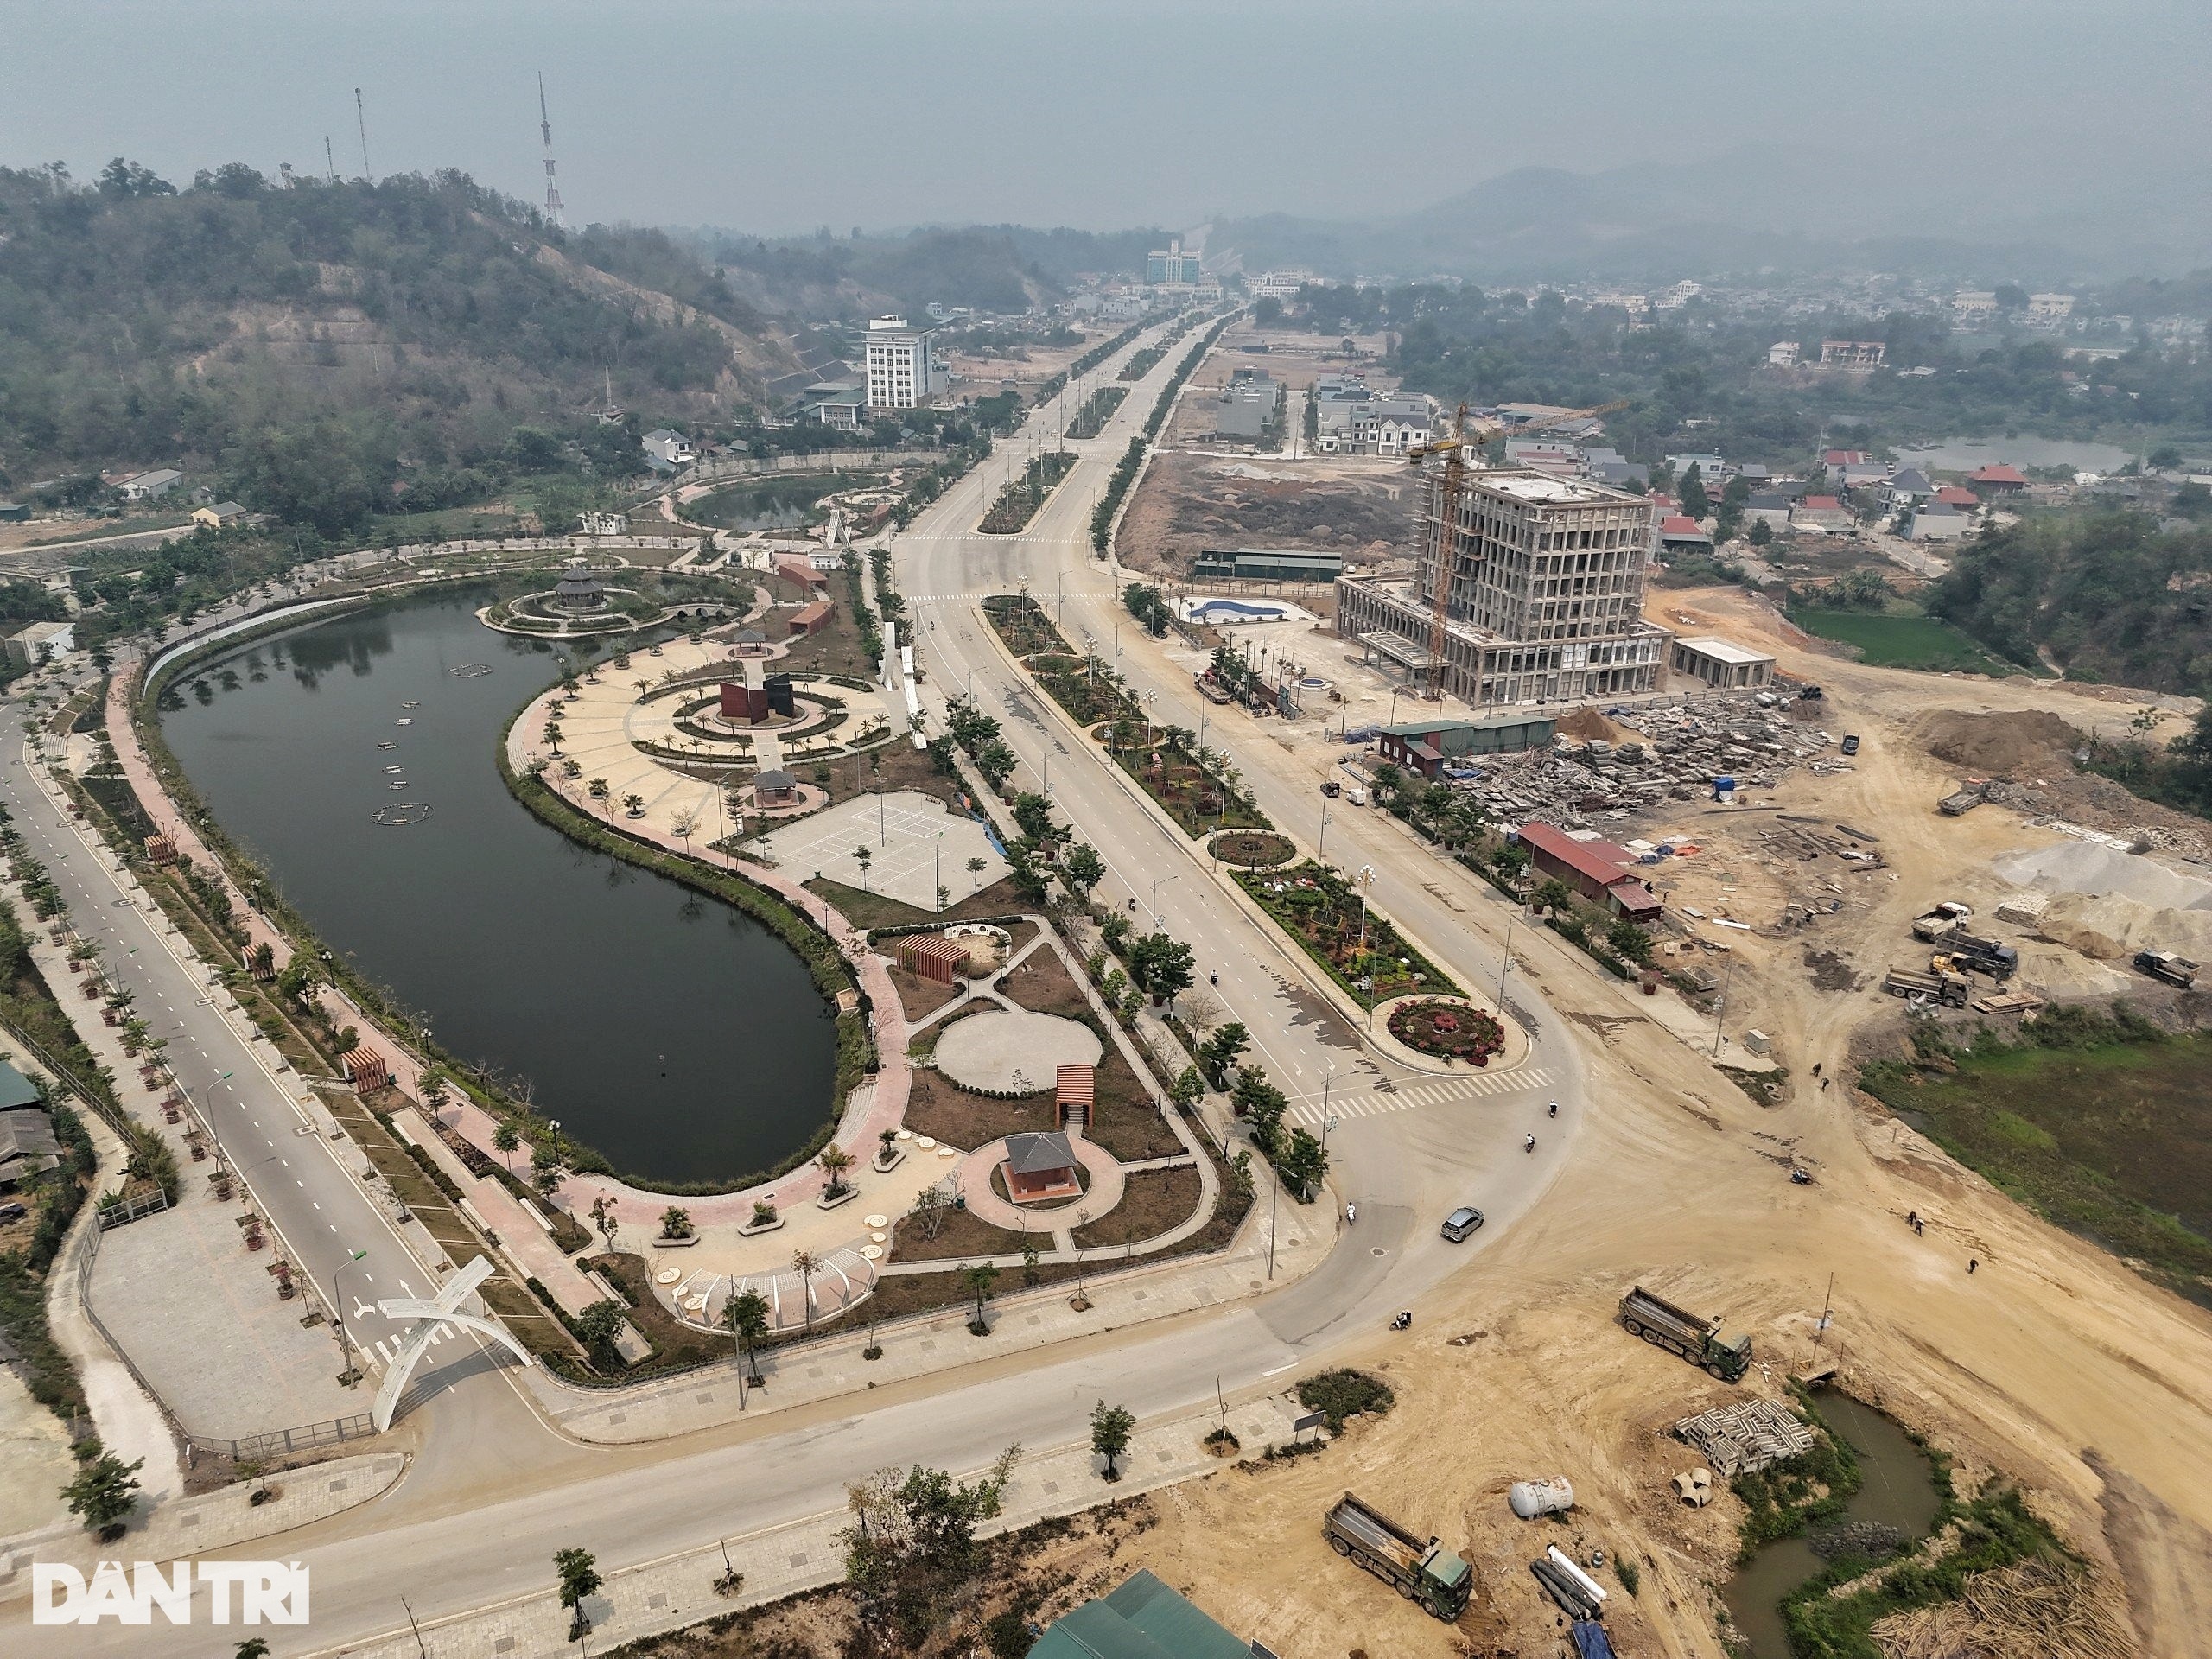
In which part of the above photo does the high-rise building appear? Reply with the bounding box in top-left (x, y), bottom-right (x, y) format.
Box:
top-left (1334, 470), bottom-right (1666, 706)
top-left (1146, 238), bottom-right (1204, 285)
top-left (863, 316), bottom-right (938, 410)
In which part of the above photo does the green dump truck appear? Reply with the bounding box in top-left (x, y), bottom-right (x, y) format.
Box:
top-left (1323, 1491), bottom-right (1472, 1621)
top-left (1619, 1285), bottom-right (1753, 1382)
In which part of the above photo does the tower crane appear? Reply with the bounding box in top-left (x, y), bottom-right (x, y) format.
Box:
top-left (1407, 397), bottom-right (1632, 700)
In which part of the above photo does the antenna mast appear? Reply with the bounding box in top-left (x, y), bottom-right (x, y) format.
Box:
top-left (324, 137), bottom-right (338, 186)
top-left (354, 88), bottom-right (372, 181)
top-left (538, 73), bottom-right (564, 228)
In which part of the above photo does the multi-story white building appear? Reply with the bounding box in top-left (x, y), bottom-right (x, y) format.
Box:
top-left (1146, 239), bottom-right (1204, 285)
top-left (1334, 470), bottom-right (1665, 707)
top-left (863, 316), bottom-right (939, 410)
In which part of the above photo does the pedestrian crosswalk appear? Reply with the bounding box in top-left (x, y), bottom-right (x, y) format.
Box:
top-left (362, 1320), bottom-right (463, 1371)
top-left (1289, 1068), bottom-right (1555, 1129)
top-left (909, 590), bottom-right (1114, 603)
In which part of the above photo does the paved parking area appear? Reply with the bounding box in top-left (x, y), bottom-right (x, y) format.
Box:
top-left (757, 790), bottom-right (1007, 910)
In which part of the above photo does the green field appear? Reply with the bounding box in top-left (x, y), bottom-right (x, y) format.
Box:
top-left (1859, 1019), bottom-right (2212, 1305)
top-left (1791, 607), bottom-right (2031, 675)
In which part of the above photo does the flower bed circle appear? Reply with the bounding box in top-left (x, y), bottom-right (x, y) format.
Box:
top-left (1210, 830), bottom-right (1295, 868)
top-left (1389, 999), bottom-right (1505, 1064)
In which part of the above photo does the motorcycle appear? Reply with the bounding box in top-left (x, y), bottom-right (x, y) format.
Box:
top-left (1344, 1201), bottom-right (1357, 1226)
top-left (1389, 1310), bottom-right (1412, 1332)
top-left (1524, 1133), bottom-right (1536, 1154)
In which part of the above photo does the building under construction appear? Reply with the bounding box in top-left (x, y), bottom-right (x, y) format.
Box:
top-left (1334, 468), bottom-right (1667, 707)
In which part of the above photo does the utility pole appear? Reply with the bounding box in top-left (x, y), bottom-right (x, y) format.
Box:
top-left (1712, 956), bottom-right (1737, 1057)
top-left (1813, 1273), bottom-right (1834, 1352)
top-left (353, 88), bottom-right (372, 181)
top-left (537, 73), bottom-right (565, 228)
top-left (1497, 911), bottom-right (1516, 1009)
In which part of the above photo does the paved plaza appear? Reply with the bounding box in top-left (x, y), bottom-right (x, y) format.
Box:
top-left (760, 790), bottom-right (1007, 910)
top-left (932, 1007), bottom-right (1101, 1093)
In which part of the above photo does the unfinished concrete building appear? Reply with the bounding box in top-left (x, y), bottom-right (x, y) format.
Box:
top-left (1335, 469), bottom-right (1667, 707)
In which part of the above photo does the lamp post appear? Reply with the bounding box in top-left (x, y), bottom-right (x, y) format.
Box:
top-left (1496, 910), bottom-right (1516, 1010)
top-left (1318, 802), bottom-right (1332, 859)
top-left (1712, 956), bottom-right (1737, 1058)
top-left (333, 1247), bottom-right (369, 1381)
top-left (1353, 865), bottom-right (1377, 1030)
top-left (1150, 872), bottom-right (1181, 931)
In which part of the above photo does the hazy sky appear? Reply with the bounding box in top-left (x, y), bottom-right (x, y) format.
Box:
top-left (2, 1), bottom-right (2202, 236)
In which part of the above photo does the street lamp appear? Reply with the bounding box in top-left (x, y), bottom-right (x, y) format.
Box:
top-left (1318, 802), bottom-right (1332, 858)
top-left (1353, 866), bottom-right (1377, 1029)
top-left (333, 1247), bottom-right (369, 1381)
top-left (1149, 872), bottom-right (1181, 931)
top-left (1496, 911), bottom-right (1516, 1010)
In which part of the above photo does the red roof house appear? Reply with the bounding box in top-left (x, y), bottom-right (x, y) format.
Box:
top-left (1935, 485), bottom-right (1979, 507)
top-left (1968, 464), bottom-right (2028, 491)
top-left (1516, 822), bottom-right (1664, 921)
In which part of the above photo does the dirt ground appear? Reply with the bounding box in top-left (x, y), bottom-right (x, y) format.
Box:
top-left (1071, 581), bottom-right (2212, 1658)
top-left (1118, 451), bottom-right (1420, 582)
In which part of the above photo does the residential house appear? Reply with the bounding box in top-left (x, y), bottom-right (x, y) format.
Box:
top-left (1667, 454), bottom-right (1728, 490)
top-left (1516, 821), bottom-right (1664, 922)
top-left (116, 468), bottom-right (183, 501)
top-left (1934, 484), bottom-right (1980, 512)
top-left (1744, 492), bottom-right (1794, 531)
top-left (1952, 290), bottom-right (1999, 320)
top-left (641, 429), bottom-right (696, 469)
top-left (2025, 293), bottom-right (2076, 326)
top-left (0, 1060), bottom-right (55, 1189)
top-left (1348, 397), bottom-right (1433, 456)
top-left (1213, 372), bottom-right (1282, 445)
top-left (1968, 463), bottom-right (2029, 494)
top-left (1881, 468), bottom-right (1935, 513)
top-left (1767, 341), bottom-right (1802, 366)
top-left (1819, 340), bottom-right (1886, 369)
top-left (1907, 503), bottom-right (1972, 541)
top-left (0, 502), bottom-right (29, 523)
top-left (1821, 449), bottom-right (1868, 484)
top-left (191, 500), bottom-right (247, 529)
top-left (1658, 515), bottom-right (1713, 554)
top-left (1790, 495), bottom-right (1855, 534)
top-left (4, 620), bottom-right (75, 667)
top-left (1503, 438), bottom-right (1582, 474)
top-left (580, 511), bottom-right (629, 537)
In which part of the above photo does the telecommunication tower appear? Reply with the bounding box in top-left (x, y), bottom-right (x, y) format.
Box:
top-left (538, 73), bottom-right (564, 228)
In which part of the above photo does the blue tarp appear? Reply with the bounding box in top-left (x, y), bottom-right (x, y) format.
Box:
top-left (1571, 1619), bottom-right (1618, 1659)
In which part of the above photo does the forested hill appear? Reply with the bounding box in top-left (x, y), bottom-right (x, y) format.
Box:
top-left (1929, 512), bottom-right (2212, 696)
top-left (0, 160), bottom-right (798, 520)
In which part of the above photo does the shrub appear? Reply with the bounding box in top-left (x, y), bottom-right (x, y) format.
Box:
top-left (1296, 1368), bottom-right (1395, 1432)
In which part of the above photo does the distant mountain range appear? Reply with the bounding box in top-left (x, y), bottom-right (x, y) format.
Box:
top-left (1208, 145), bottom-right (2212, 287)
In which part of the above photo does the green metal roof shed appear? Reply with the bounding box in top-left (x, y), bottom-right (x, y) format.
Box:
top-left (1029, 1569), bottom-right (1256, 1659)
top-left (0, 1059), bottom-right (42, 1113)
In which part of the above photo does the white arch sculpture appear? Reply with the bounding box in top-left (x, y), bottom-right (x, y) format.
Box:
top-left (371, 1254), bottom-right (535, 1431)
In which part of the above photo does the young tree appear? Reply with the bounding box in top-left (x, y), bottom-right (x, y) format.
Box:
top-left (574, 1300), bottom-right (626, 1367)
top-left (791, 1249), bottom-right (821, 1330)
top-left (721, 1287), bottom-right (771, 1385)
top-left (1169, 1065), bottom-right (1206, 1112)
top-left (1199, 1021), bottom-right (1249, 1088)
top-left (965, 854), bottom-right (988, 895)
top-left (1090, 1400), bottom-right (1135, 1480)
top-left (1607, 916), bottom-right (1655, 966)
top-left (493, 1120), bottom-right (521, 1172)
top-left (1233, 1067), bottom-right (1289, 1156)
top-left (909, 1183), bottom-right (950, 1241)
top-left (1274, 1127), bottom-right (1330, 1198)
top-left (854, 845), bottom-right (873, 891)
top-left (530, 1141), bottom-right (566, 1197)
top-left (554, 1546), bottom-right (603, 1642)
top-left (588, 1193), bottom-right (620, 1251)
top-left (1061, 842), bottom-right (1104, 899)
top-left (1679, 462), bottom-right (1710, 518)
top-left (963, 1262), bottom-right (1000, 1334)
top-left (234, 1640), bottom-right (271, 1659)
top-left (60, 1446), bottom-right (142, 1537)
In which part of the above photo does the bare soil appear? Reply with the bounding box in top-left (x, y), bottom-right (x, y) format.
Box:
top-left (1071, 1165), bottom-right (1202, 1248)
top-left (1117, 452), bottom-right (1419, 581)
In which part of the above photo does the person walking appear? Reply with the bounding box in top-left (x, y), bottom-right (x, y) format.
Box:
top-left (1967, 1258), bottom-right (1979, 1274)
top-left (1523, 1132), bottom-right (1535, 1154)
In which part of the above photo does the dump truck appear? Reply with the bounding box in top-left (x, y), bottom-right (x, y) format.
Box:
top-left (1618, 1286), bottom-right (1753, 1382)
top-left (2133, 950), bottom-right (2200, 988)
top-left (1840, 734), bottom-right (1861, 756)
top-left (1910, 901), bottom-right (1974, 942)
top-left (1942, 932), bottom-right (2018, 979)
top-left (1885, 967), bottom-right (1971, 1007)
top-left (1323, 1492), bottom-right (1473, 1621)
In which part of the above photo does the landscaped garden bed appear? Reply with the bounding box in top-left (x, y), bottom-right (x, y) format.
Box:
top-left (1063, 384), bottom-right (1128, 440)
top-left (982, 593), bottom-right (1070, 658)
top-left (978, 451), bottom-right (1077, 534)
top-left (1210, 830), bottom-right (1294, 868)
top-left (1236, 862), bottom-right (1461, 1004)
top-left (1106, 728), bottom-right (1272, 839)
top-left (1387, 998), bottom-right (1505, 1065)
top-left (1071, 1164), bottom-right (1201, 1248)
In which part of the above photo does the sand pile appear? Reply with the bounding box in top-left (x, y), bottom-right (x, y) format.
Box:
top-left (2036, 890), bottom-right (2212, 962)
top-left (2012, 941), bottom-right (2134, 998)
top-left (1555, 706), bottom-right (1629, 744)
top-left (1923, 709), bottom-right (2084, 779)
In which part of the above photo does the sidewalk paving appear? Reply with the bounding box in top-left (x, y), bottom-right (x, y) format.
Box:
top-left (301, 1399), bottom-right (1304, 1659)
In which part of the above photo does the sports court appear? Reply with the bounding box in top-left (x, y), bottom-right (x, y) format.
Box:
top-left (760, 789), bottom-right (1007, 910)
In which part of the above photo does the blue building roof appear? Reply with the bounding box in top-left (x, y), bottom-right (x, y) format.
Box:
top-left (1030, 1569), bottom-right (1253, 1659)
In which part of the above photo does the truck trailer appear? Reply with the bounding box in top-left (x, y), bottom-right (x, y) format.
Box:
top-left (1323, 1492), bottom-right (1473, 1621)
top-left (1618, 1286), bottom-right (1752, 1382)
top-left (1910, 901), bottom-right (1974, 942)
top-left (2133, 950), bottom-right (2199, 988)
top-left (1885, 967), bottom-right (1971, 1007)
top-left (1942, 932), bottom-right (2018, 979)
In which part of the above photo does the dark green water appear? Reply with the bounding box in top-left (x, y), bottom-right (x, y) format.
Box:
top-left (1722, 1393), bottom-right (1943, 1657)
top-left (159, 588), bottom-right (836, 1183)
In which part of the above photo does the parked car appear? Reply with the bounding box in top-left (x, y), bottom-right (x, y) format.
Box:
top-left (0, 1200), bottom-right (27, 1223)
top-left (1440, 1206), bottom-right (1484, 1243)
top-left (1320, 779), bottom-right (1341, 798)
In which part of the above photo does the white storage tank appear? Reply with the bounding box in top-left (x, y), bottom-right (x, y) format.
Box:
top-left (1509, 1477), bottom-right (1575, 1519)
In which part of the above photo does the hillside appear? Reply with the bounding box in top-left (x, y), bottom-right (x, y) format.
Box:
top-left (0, 161), bottom-right (799, 528)
top-left (1929, 512), bottom-right (2212, 695)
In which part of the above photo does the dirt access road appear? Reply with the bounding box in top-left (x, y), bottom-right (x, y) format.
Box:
top-left (1071, 584), bottom-right (2212, 1656)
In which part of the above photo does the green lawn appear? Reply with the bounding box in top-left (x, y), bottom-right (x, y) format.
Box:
top-left (1859, 1028), bottom-right (2212, 1305)
top-left (1790, 607), bottom-right (2033, 675)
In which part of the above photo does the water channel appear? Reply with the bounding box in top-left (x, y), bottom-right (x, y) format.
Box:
top-left (158, 586), bottom-right (836, 1185)
top-left (1722, 1393), bottom-right (1943, 1657)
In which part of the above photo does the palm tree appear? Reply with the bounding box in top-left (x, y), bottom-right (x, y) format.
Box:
top-left (588, 778), bottom-right (611, 819)
top-left (853, 845), bottom-right (873, 891)
top-left (791, 1249), bottom-right (820, 1332)
top-left (623, 793), bottom-right (645, 818)
top-left (967, 855), bottom-right (987, 895)
top-left (817, 1144), bottom-right (853, 1198)
top-left (542, 721), bottom-right (564, 755)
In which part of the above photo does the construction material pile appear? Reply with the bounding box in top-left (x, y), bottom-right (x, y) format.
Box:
top-left (1674, 1398), bottom-right (1816, 1477)
top-left (1460, 691), bottom-right (1834, 829)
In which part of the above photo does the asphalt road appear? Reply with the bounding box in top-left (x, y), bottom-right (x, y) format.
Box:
top-left (9, 317), bottom-right (1594, 1654)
